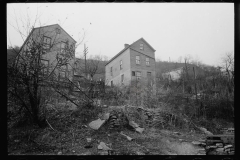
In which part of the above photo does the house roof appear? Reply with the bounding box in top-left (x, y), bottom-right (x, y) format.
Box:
top-left (33, 24), bottom-right (77, 43)
top-left (18, 24), bottom-right (76, 55)
top-left (105, 37), bottom-right (155, 66)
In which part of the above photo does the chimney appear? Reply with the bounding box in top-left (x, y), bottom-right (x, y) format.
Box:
top-left (124, 44), bottom-right (129, 48)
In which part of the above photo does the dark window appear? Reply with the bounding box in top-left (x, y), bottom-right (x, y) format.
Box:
top-left (110, 67), bottom-right (113, 76)
top-left (132, 71), bottom-right (135, 76)
top-left (147, 72), bottom-right (151, 77)
top-left (121, 74), bottom-right (124, 85)
top-left (111, 81), bottom-right (113, 87)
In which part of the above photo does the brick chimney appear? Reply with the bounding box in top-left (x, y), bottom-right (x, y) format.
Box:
top-left (124, 44), bottom-right (129, 48)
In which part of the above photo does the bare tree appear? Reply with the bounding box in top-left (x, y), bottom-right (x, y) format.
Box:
top-left (7, 9), bottom-right (85, 127)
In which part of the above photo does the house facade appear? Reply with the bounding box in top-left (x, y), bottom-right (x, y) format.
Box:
top-left (105, 38), bottom-right (156, 86)
top-left (17, 24), bottom-right (76, 81)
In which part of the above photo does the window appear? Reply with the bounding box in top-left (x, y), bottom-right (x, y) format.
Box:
top-left (147, 72), bottom-right (151, 78)
top-left (132, 71), bottom-right (135, 76)
top-left (43, 36), bottom-right (51, 49)
top-left (111, 81), bottom-right (113, 87)
top-left (146, 57), bottom-right (150, 66)
top-left (140, 43), bottom-right (144, 50)
top-left (55, 28), bottom-right (61, 34)
top-left (74, 63), bottom-right (78, 75)
top-left (121, 74), bottom-right (124, 85)
top-left (59, 70), bottom-right (66, 80)
top-left (136, 71), bottom-right (141, 80)
top-left (60, 41), bottom-right (67, 53)
top-left (41, 59), bottom-right (49, 76)
top-left (120, 60), bottom-right (123, 70)
top-left (110, 67), bottom-right (113, 76)
top-left (136, 56), bottom-right (140, 64)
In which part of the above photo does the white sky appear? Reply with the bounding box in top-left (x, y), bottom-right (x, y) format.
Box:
top-left (7, 3), bottom-right (234, 66)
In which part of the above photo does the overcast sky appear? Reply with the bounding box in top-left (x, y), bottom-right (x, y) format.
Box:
top-left (7, 3), bottom-right (234, 66)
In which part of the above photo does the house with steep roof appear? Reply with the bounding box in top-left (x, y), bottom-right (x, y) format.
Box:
top-left (105, 38), bottom-right (156, 86)
top-left (16, 24), bottom-right (76, 81)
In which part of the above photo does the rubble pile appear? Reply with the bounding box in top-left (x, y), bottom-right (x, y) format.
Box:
top-left (107, 110), bottom-right (129, 131)
top-left (206, 144), bottom-right (234, 155)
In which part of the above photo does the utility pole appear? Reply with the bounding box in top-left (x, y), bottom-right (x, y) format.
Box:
top-left (83, 44), bottom-right (88, 78)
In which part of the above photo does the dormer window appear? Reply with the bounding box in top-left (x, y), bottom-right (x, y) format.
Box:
top-left (140, 43), bottom-right (144, 50)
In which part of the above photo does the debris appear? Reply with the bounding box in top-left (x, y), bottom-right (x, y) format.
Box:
top-left (192, 141), bottom-right (201, 146)
top-left (129, 121), bottom-right (139, 128)
top-left (89, 118), bottom-right (106, 130)
top-left (101, 113), bottom-right (110, 120)
top-left (136, 151), bottom-right (145, 155)
top-left (80, 151), bottom-right (92, 155)
top-left (103, 105), bottom-right (108, 108)
top-left (199, 127), bottom-right (213, 135)
top-left (14, 140), bottom-right (20, 143)
top-left (216, 148), bottom-right (224, 152)
top-left (224, 144), bottom-right (233, 149)
top-left (57, 151), bottom-right (62, 155)
top-left (120, 132), bottom-right (133, 141)
top-left (98, 142), bottom-right (112, 151)
top-left (99, 150), bottom-right (108, 155)
top-left (216, 143), bottom-right (223, 148)
top-left (135, 127), bottom-right (144, 134)
top-left (173, 132), bottom-right (181, 135)
top-left (129, 120), bottom-right (144, 133)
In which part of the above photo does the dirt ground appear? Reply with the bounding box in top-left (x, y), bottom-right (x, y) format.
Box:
top-left (8, 103), bottom-right (206, 155)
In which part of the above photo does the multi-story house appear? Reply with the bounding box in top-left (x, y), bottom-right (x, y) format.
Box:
top-left (17, 24), bottom-right (76, 81)
top-left (105, 38), bottom-right (156, 86)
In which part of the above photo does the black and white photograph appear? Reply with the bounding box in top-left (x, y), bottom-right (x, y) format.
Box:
top-left (7, 3), bottom-right (234, 155)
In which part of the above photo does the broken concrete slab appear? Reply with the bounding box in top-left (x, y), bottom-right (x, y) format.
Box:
top-left (129, 121), bottom-right (139, 128)
top-left (120, 132), bottom-right (133, 141)
top-left (199, 127), bottom-right (213, 135)
top-left (100, 113), bottom-right (110, 120)
top-left (89, 118), bottom-right (106, 130)
top-left (135, 127), bottom-right (144, 134)
top-left (98, 142), bottom-right (112, 151)
top-left (192, 141), bottom-right (201, 146)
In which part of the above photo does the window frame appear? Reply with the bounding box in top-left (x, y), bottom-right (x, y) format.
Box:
top-left (60, 41), bottom-right (67, 53)
top-left (111, 80), bottom-right (113, 87)
top-left (146, 57), bottom-right (150, 66)
top-left (120, 60), bottom-right (123, 70)
top-left (110, 67), bottom-right (113, 76)
top-left (136, 71), bottom-right (141, 80)
top-left (132, 71), bottom-right (135, 76)
top-left (43, 36), bottom-right (51, 49)
top-left (40, 59), bottom-right (49, 76)
top-left (121, 74), bottom-right (124, 85)
top-left (140, 43), bottom-right (144, 50)
top-left (136, 55), bottom-right (140, 65)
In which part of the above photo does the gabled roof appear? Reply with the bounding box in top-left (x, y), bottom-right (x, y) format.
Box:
top-left (134, 37), bottom-right (156, 52)
top-left (105, 37), bottom-right (155, 66)
top-left (18, 24), bottom-right (76, 54)
top-left (34, 24), bottom-right (77, 43)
